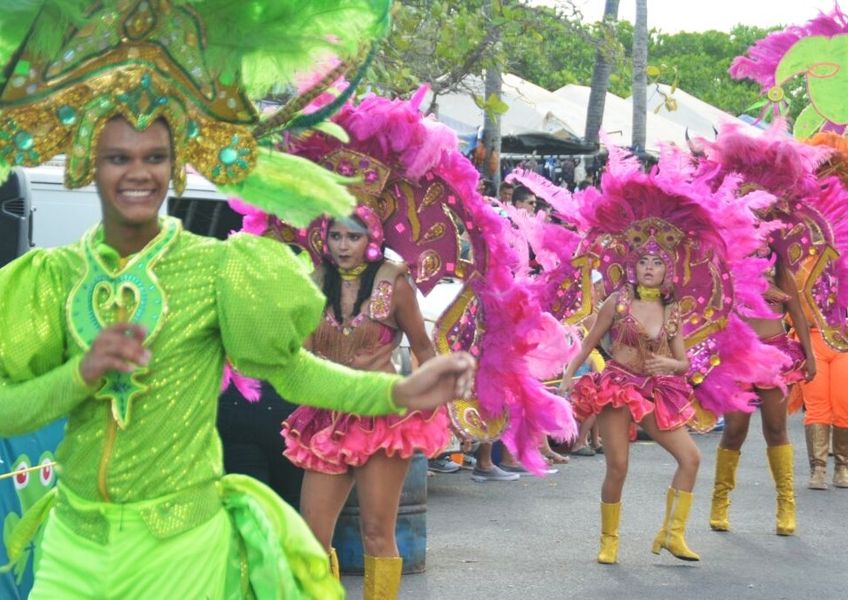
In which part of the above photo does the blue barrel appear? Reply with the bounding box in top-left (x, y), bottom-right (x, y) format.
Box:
top-left (332, 452), bottom-right (427, 574)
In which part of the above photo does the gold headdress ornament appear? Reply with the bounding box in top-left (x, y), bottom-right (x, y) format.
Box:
top-left (0, 0), bottom-right (391, 225)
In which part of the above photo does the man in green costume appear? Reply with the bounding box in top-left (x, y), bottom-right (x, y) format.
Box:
top-left (0, 2), bottom-right (474, 598)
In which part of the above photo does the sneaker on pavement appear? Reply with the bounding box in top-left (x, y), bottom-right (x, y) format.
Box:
top-left (428, 457), bottom-right (461, 473)
top-left (471, 464), bottom-right (520, 482)
top-left (499, 463), bottom-right (529, 474)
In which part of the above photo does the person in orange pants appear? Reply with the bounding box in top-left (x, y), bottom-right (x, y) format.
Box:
top-left (796, 329), bottom-right (848, 489)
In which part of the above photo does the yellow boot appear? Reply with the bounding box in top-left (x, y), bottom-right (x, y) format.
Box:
top-left (597, 501), bottom-right (621, 564)
top-left (767, 444), bottom-right (796, 536)
top-left (651, 488), bottom-right (700, 561)
top-left (832, 427), bottom-right (848, 488)
top-left (328, 548), bottom-right (340, 579)
top-left (710, 447), bottom-right (740, 531)
top-left (363, 555), bottom-right (403, 600)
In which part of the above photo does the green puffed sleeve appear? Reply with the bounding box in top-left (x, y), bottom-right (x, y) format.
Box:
top-left (216, 234), bottom-right (404, 416)
top-left (0, 249), bottom-right (95, 436)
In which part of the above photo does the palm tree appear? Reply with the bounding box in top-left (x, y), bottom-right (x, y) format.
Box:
top-left (631, 0), bottom-right (648, 154)
top-left (584, 0), bottom-right (621, 148)
top-left (480, 0), bottom-right (502, 187)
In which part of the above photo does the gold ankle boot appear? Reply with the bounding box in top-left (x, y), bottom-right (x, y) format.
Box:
top-left (651, 488), bottom-right (700, 561)
top-left (328, 547), bottom-right (340, 579)
top-left (710, 447), bottom-right (740, 531)
top-left (767, 444), bottom-right (796, 535)
top-left (363, 555), bottom-right (403, 600)
top-left (833, 427), bottom-right (848, 488)
top-left (805, 424), bottom-right (830, 490)
top-left (597, 501), bottom-right (621, 564)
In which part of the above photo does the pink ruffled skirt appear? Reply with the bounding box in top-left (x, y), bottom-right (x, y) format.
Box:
top-left (571, 361), bottom-right (695, 431)
top-left (755, 332), bottom-right (806, 389)
top-left (281, 406), bottom-right (451, 474)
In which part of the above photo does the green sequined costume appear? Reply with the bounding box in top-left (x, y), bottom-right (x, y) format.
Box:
top-left (0, 217), bottom-right (403, 598)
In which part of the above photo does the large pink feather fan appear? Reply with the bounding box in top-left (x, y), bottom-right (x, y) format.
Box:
top-left (696, 122), bottom-right (829, 199)
top-left (220, 363), bottom-right (262, 403)
top-left (730, 4), bottom-right (848, 91)
top-left (815, 177), bottom-right (848, 309)
top-left (504, 168), bottom-right (581, 225)
top-left (433, 147), bottom-right (579, 474)
top-left (695, 315), bottom-right (791, 414)
top-left (698, 122), bottom-right (848, 346)
top-left (502, 203), bottom-right (581, 275)
top-left (228, 198), bottom-right (270, 236)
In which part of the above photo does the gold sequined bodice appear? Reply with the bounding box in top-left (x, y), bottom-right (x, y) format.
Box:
top-left (610, 288), bottom-right (680, 374)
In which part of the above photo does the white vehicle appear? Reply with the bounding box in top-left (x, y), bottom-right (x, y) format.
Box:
top-left (4, 159), bottom-right (460, 334)
top-left (4, 156), bottom-right (234, 255)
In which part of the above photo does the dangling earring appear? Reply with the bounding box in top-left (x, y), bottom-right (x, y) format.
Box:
top-left (365, 243), bottom-right (383, 262)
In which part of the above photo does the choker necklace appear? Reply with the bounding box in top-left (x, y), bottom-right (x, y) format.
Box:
top-left (637, 285), bottom-right (661, 300)
top-left (339, 264), bottom-right (367, 281)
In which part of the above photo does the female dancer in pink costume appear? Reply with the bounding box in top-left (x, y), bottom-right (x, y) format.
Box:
top-left (561, 248), bottom-right (700, 564)
top-left (554, 140), bottom-right (779, 565)
top-left (282, 205), bottom-right (449, 597)
top-left (710, 244), bottom-right (815, 535)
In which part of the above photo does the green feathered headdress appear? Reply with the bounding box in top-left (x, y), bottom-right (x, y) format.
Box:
top-left (0, 0), bottom-right (390, 225)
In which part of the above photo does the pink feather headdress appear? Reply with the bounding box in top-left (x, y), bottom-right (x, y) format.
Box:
top-left (697, 122), bottom-right (848, 351)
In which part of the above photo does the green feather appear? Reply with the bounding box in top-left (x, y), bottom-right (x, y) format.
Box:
top-left (0, 1), bottom-right (391, 97)
top-left (188, 0), bottom-right (391, 97)
top-left (219, 149), bottom-right (356, 228)
top-left (0, 1), bottom-right (89, 86)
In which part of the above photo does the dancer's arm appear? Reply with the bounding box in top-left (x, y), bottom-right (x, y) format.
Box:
top-left (644, 328), bottom-right (690, 376)
top-left (392, 275), bottom-right (436, 365)
top-left (559, 295), bottom-right (617, 393)
top-left (0, 251), bottom-right (95, 436)
top-left (777, 261), bottom-right (816, 381)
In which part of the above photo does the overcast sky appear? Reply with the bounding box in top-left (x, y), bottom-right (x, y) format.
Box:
top-left (571, 0), bottom-right (841, 33)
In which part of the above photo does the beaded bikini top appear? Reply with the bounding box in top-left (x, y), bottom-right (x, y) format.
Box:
top-left (311, 279), bottom-right (398, 369)
top-left (610, 287), bottom-right (681, 373)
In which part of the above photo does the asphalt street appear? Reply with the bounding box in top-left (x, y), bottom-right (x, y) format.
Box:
top-left (341, 412), bottom-right (847, 599)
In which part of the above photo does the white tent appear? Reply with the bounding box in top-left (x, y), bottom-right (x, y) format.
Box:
top-left (554, 84), bottom-right (690, 153)
top-left (632, 83), bottom-right (758, 139)
top-left (431, 73), bottom-right (587, 144)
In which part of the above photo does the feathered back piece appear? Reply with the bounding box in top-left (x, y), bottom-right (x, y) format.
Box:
top-left (232, 89), bottom-right (578, 475)
top-left (501, 169), bottom-right (592, 327)
top-left (810, 131), bottom-right (848, 186)
top-left (698, 122), bottom-right (848, 351)
top-left (0, 0), bottom-right (390, 226)
top-left (730, 3), bottom-right (848, 137)
top-left (573, 141), bottom-right (789, 420)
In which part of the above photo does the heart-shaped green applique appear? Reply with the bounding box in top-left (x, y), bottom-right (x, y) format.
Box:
top-left (66, 218), bottom-right (180, 429)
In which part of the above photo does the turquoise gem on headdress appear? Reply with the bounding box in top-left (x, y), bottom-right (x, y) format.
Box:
top-left (141, 73), bottom-right (152, 88)
top-left (14, 131), bottom-right (33, 150)
top-left (57, 106), bottom-right (77, 125)
top-left (187, 120), bottom-right (199, 139)
top-left (219, 147), bottom-right (238, 166)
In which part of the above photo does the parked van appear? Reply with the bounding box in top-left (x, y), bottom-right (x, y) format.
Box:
top-left (8, 156), bottom-right (240, 255)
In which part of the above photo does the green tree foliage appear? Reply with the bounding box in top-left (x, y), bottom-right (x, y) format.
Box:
top-left (371, 2), bottom-right (799, 121)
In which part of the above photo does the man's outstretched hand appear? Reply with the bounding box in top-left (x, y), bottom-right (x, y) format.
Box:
top-left (80, 324), bottom-right (149, 386)
top-left (392, 352), bottom-right (476, 412)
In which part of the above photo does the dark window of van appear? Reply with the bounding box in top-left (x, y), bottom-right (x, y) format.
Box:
top-left (168, 197), bottom-right (242, 240)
